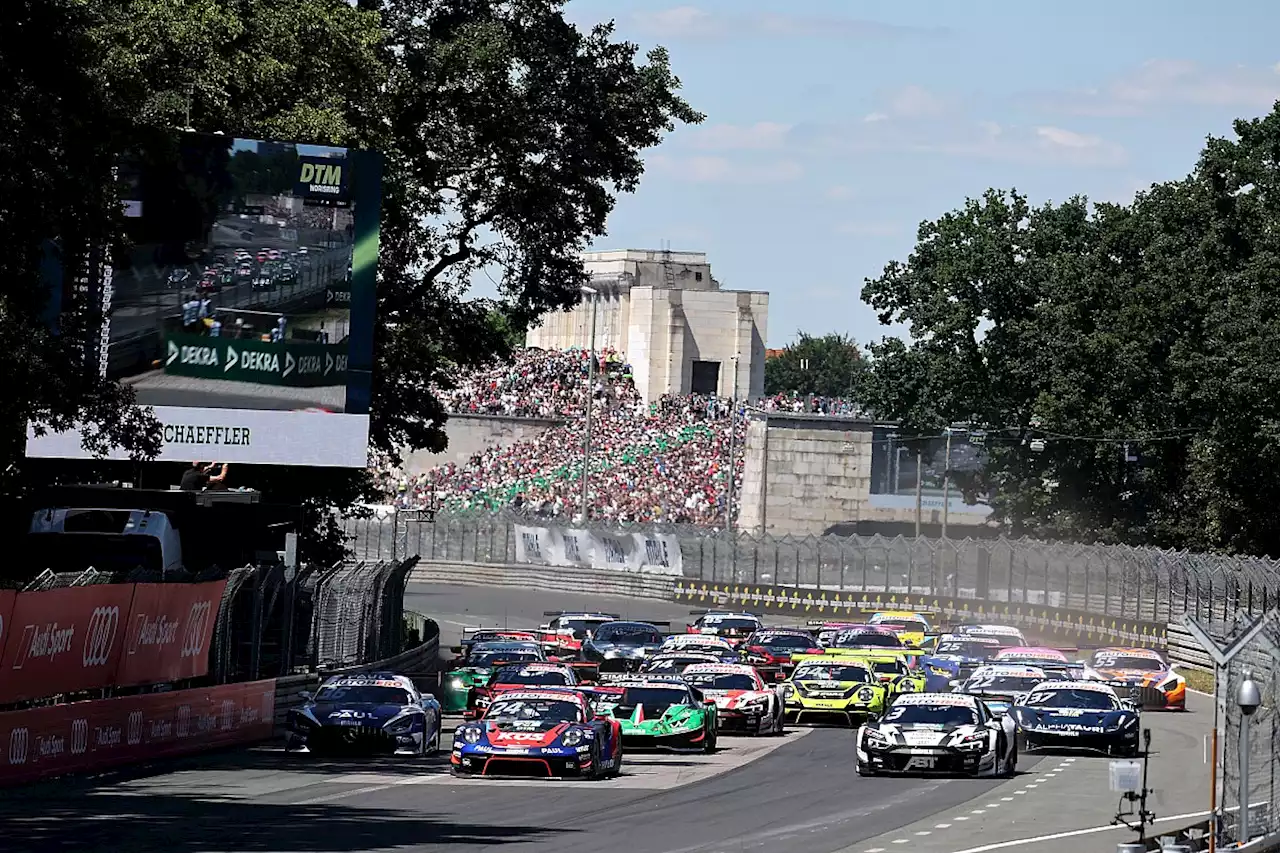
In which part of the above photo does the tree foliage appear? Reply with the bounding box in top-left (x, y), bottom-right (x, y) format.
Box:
top-left (764, 333), bottom-right (866, 398)
top-left (858, 103), bottom-right (1280, 556)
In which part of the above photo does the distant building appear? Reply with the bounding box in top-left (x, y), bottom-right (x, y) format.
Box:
top-left (526, 249), bottom-right (769, 402)
top-left (765, 348), bottom-right (786, 359)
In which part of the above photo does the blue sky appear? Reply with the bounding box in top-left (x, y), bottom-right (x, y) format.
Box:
top-left (538, 0), bottom-right (1280, 347)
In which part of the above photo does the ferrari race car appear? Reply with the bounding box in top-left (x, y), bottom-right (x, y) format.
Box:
top-left (466, 662), bottom-right (595, 718)
top-left (685, 610), bottom-right (764, 645)
top-left (867, 611), bottom-right (934, 647)
top-left (442, 640), bottom-right (546, 712)
top-left (1011, 680), bottom-right (1141, 755)
top-left (451, 689), bottom-right (623, 779)
top-left (954, 624), bottom-right (1027, 648)
top-left (739, 628), bottom-right (822, 673)
top-left (681, 663), bottom-right (786, 735)
top-left (782, 654), bottom-right (888, 725)
top-left (827, 625), bottom-right (908, 651)
top-left (592, 675), bottom-right (718, 751)
top-left (1083, 647), bottom-right (1186, 710)
top-left (284, 673), bottom-right (443, 756)
top-left (538, 611), bottom-right (619, 657)
top-left (856, 692), bottom-right (1018, 777)
top-left (950, 664), bottom-right (1048, 716)
top-left (580, 621), bottom-right (669, 672)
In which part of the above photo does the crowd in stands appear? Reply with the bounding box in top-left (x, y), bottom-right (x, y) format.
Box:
top-left (757, 393), bottom-right (867, 416)
top-left (376, 348), bottom-right (863, 526)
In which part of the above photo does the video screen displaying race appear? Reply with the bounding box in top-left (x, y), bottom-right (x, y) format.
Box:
top-left (26, 131), bottom-right (381, 467)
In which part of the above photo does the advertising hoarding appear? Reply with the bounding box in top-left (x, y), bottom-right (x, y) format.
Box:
top-left (25, 132), bottom-right (381, 467)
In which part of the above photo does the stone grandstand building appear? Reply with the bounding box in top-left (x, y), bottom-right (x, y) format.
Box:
top-left (525, 249), bottom-right (769, 403)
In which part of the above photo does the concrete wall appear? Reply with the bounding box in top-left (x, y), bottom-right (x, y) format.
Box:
top-left (738, 413), bottom-right (992, 537)
top-left (400, 414), bottom-right (561, 475)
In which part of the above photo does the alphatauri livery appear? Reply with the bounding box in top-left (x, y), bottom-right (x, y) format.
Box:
top-left (856, 692), bottom-right (1018, 777)
top-left (285, 673), bottom-right (442, 756)
top-left (681, 663), bottom-right (786, 735)
top-left (1012, 680), bottom-right (1141, 755)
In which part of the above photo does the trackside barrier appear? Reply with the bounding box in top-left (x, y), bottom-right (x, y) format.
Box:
top-left (0, 679), bottom-right (275, 786)
top-left (1166, 621), bottom-right (1215, 671)
top-left (410, 561), bottom-right (676, 602)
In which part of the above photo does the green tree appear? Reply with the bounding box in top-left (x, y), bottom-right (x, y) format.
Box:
top-left (764, 332), bottom-right (866, 398)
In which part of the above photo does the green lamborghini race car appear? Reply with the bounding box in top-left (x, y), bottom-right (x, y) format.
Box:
top-left (782, 653), bottom-right (889, 725)
top-left (592, 675), bottom-right (718, 751)
top-left (440, 640), bottom-right (546, 712)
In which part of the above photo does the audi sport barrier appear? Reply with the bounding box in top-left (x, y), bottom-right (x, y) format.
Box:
top-left (162, 332), bottom-right (349, 388)
top-left (0, 580), bottom-right (227, 704)
top-left (0, 679), bottom-right (275, 785)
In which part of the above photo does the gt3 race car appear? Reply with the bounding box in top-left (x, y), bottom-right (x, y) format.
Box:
top-left (466, 662), bottom-right (594, 718)
top-left (867, 611), bottom-right (934, 647)
top-left (954, 624), bottom-right (1027, 648)
top-left (993, 646), bottom-right (1070, 666)
top-left (686, 611), bottom-right (765, 645)
top-left (285, 673), bottom-right (443, 756)
top-left (658, 634), bottom-right (740, 659)
top-left (457, 629), bottom-right (541, 657)
top-left (828, 625), bottom-right (908, 651)
top-left (451, 689), bottom-right (623, 779)
top-left (1083, 647), bottom-right (1186, 710)
top-left (538, 611), bottom-right (619, 658)
top-left (592, 675), bottom-right (718, 751)
top-left (681, 663), bottom-right (786, 735)
top-left (856, 692), bottom-right (1018, 777)
top-left (442, 641), bottom-right (546, 712)
top-left (808, 621), bottom-right (866, 647)
top-left (638, 651), bottom-right (728, 674)
top-left (839, 651), bottom-right (928, 694)
top-left (1011, 680), bottom-right (1141, 755)
top-left (950, 664), bottom-right (1048, 716)
top-left (782, 655), bottom-right (888, 725)
top-left (580, 621), bottom-right (669, 672)
top-left (739, 628), bottom-right (822, 673)
top-left (922, 634), bottom-right (1005, 684)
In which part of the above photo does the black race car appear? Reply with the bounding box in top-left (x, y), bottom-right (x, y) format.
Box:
top-left (579, 620), bottom-right (668, 673)
top-left (1011, 680), bottom-right (1140, 756)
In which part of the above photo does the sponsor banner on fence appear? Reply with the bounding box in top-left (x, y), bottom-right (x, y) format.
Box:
top-left (513, 524), bottom-right (683, 576)
top-left (0, 679), bottom-right (275, 785)
top-left (0, 585), bottom-right (138, 704)
top-left (163, 333), bottom-right (349, 389)
top-left (115, 580), bottom-right (227, 688)
top-left (672, 581), bottom-right (1168, 649)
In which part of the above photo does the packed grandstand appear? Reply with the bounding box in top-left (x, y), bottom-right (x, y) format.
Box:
top-left (376, 348), bottom-right (865, 525)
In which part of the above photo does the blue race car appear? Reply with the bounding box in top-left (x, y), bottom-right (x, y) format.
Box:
top-left (284, 672), bottom-right (442, 756)
top-left (920, 633), bottom-right (1004, 690)
top-left (451, 688), bottom-right (623, 779)
top-left (1011, 680), bottom-right (1141, 756)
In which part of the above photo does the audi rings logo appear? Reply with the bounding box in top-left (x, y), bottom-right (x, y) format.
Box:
top-left (181, 601), bottom-right (213, 658)
top-left (83, 606), bottom-right (120, 667)
top-left (8, 728), bottom-right (28, 765)
top-left (71, 719), bottom-right (88, 755)
top-left (177, 705), bottom-right (191, 738)
top-left (220, 700), bottom-right (235, 731)
top-left (127, 711), bottom-right (143, 746)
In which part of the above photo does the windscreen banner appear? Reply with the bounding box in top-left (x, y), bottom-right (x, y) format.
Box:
top-left (0, 679), bottom-right (276, 785)
top-left (25, 131), bottom-right (382, 467)
top-left (513, 523), bottom-right (683, 576)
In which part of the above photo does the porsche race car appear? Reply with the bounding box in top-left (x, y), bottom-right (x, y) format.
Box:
top-left (1083, 647), bottom-right (1186, 710)
top-left (1011, 680), bottom-right (1141, 755)
top-left (681, 663), bottom-right (786, 735)
top-left (466, 662), bottom-right (596, 718)
top-left (781, 654), bottom-right (888, 725)
top-left (856, 692), bottom-right (1018, 777)
top-left (592, 675), bottom-right (718, 751)
top-left (284, 673), bottom-right (443, 756)
top-left (657, 633), bottom-right (739, 659)
top-left (827, 625), bottom-right (908, 651)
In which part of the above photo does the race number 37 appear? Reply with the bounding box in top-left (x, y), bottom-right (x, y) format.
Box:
top-left (905, 756), bottom-right (936, 770)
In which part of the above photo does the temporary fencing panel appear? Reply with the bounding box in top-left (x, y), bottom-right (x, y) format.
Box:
top-left (0, 679), bottom-right (276, 785)
top-left (513, 524), bottom-right (683, 576)
top-left (115, 580), bottom-right (227, 687)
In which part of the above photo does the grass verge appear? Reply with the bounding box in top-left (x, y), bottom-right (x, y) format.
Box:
top-left (1182, 666), bottom-right (1215, 695)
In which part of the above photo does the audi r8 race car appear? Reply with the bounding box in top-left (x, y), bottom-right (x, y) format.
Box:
top-left (867, 611), bottom-right (934, 647)
top-left (681, 663), bottom-right (786, 735)
top-left (638, 650), bottom-right (727, 675)
top-left (856, 692), bottom-right (1018, 777)
top-left (954, 624), bottom-right (1027, 648)
top-left (1082, 647), bottom-right (1186, 710)
top-left (685, 611), bottom-right (764, 645)
top-left (993, 646), bottom-right (1070, 666)
top-left (1011, 680), bottom-right (1141, 755)
top-left (451, 689), bottom-right (623, 779)
top-left (466, 662), bottom-right (595, 718)
top-left (580, 621), bottom-right (668, 672)
top-left (538, 611), bottom-right (619, 657)
top-left (950, 664), bottom-right (1048, 716)
top-left (284, 673), bottom-right (442, 756)
top-left (442, 641), bottom-right (546, 712)
top-left (591, 675), bottom-right (718, 751)
top-left (782, 654), bottom-right (888, 725)
top-left (739, 628), bottom-right (822, 673)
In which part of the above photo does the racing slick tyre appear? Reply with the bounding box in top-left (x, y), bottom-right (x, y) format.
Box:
top-left (1002, 741), bottom-right (1018, 777)
top-left (771, 711), bottom-right (786, 736)
top-left (585, 741), bottom-right (604, 780)
top-left (703, 730), bottom-right (718, 754)
top-left (610, 743), bottom-right (624, 778)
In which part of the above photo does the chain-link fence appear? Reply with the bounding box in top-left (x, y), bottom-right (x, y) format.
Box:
top-left (346, 509), bottom-right (1280, 627)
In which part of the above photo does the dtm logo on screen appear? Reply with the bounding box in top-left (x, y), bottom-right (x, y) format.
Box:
top-left (295, 157), bottom-right (350, 207)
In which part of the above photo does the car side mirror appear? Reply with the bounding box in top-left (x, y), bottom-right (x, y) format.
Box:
top-left (298, 691), bottom-right (313, 702)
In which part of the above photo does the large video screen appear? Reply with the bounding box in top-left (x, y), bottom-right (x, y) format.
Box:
top-left (867, 426), bottom-right (993, 517)
top-left (25, 132), bottom-right (380, 467)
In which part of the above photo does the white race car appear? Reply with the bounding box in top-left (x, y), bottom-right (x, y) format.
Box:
top-left (856, 692), bottom-right (1018, 777)
top-left (681, 663), bottom-right (786, 735)
top-left (659, 634), bottom-right (737, 657)
top-left (953, 624), bottom-right (1027, 649)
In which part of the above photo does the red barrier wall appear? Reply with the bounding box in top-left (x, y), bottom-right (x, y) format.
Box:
top-left (0, 679), bottom-right (276, 785)
top-left (116, 581), bottom-right (226, 687)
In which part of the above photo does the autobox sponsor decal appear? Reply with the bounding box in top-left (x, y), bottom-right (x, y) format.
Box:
top-left (0, 585), bottom-right (137, 704)
top-left (115, 580), bottom-right (227, 688)
top-left (0, 679), bottom-right (276, 785)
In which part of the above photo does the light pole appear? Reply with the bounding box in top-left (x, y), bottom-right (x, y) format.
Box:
top-left (579, 286), bottom-right (598, 524)
top-left (1237, 672), bottom-right (1262, 845)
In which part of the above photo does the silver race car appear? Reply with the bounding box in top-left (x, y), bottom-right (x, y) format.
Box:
top-left (856, 692), bottom-right (1018, 777)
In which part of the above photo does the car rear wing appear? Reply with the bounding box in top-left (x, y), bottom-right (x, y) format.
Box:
top-left (541, 611), bottom-right (621, 619)
top-left (564, 661), bottom-right (600, 682)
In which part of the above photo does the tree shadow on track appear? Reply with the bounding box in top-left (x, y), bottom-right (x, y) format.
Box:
top-left (0, 793), bottom-right (566, 853)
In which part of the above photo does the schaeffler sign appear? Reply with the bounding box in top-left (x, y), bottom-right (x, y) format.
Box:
top-left (113, 581), bottom-right (226, 688)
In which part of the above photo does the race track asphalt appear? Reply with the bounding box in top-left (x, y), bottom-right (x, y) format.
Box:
top-left (0, 584), bottom-right (1212, 853)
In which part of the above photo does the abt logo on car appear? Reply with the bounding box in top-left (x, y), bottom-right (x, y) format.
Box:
top-left (8, 728), bottom-right (28, 765)
top-left (83, 606), bottom-right (120, 668)
top-left (181, 600), bottom-right (214, 658)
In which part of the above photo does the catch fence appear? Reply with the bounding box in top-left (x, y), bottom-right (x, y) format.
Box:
top-left (346, 510), bottom-right (1280, 630)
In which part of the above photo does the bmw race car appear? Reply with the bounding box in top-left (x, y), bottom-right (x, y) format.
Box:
top-left (592, 675), bottom-right (718, 751)
top-left (685, 611), bottom-right (764, 645)
top-left (954, 624), bottom-right (1027, 648)
top-left (867, 611), bottom-right (934, 647)
top-left (466, 662), bottom-right (595, 719)
top-left (442, 641), bottom-right (547, 712)
top-left (739, 628), bottom-right (822, 673)
top-left (451, 689), bottom-right (623, 779)
top-left (856, 692), bottom-right (1018, 777)
top-left (681, 663), bottom-right (786, 735)
top-left (949, 664), bottom-right (1048, 716)
top-left (285, 673), bottom-right (442, 756)
top-left (1083, 647), bottom-right (1186, 710)
top-left (1011, 680), bottom-right (1141, 755)
top-left (538, 611), bottom-right (619, 657)
top-left (781, 655), bottom-right (888, 725)
top-left (580, 621), bottom-right (669, 672)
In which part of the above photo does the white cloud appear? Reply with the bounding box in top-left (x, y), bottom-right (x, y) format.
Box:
top-left (1035, 126), bottom-right (1103, 149)
top-left (863, 111), bottom-right (889, 123)
top-left (646, 154), bottom-right (803, 184)
top-left (886, 85), bottom-right (951, 119)
top-left (687, 122), bottom-right (792, 151)
top-left (920, 122), bottom-right (1128, 167)
top-left (826, 185), bottom-right (855, 200)
top-left (630, 7), bottom-right (946, 40)
top-left (1032, 60), bottom-right (1280, 117)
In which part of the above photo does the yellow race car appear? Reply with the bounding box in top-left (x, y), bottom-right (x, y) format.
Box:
top-left (835, 649), bottom-right (929, 695)
top-left (867, 611), bottom-right (935, 648)
top-left (782, 652), bottom-right (889, 726)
